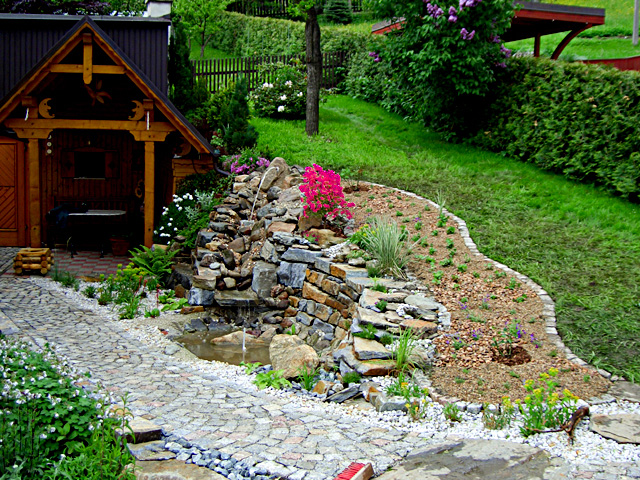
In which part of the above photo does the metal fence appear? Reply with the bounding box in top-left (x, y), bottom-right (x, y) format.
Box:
top-left (192, 51), bottom-right (350, 93)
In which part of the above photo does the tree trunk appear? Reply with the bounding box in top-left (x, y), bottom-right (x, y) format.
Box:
top-left (305, 6), bottom-right (321, 136)
top-left (200, 17), bottom-right (207, 58)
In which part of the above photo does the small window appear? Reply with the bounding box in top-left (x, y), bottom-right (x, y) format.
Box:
top-left (74, 151), bottom-right (106, 179)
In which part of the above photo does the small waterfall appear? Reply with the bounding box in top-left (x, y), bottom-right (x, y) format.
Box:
top-left (250, 166), bottom-right (279, 219)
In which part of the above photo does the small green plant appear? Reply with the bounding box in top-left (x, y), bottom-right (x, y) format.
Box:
top-left (367, 264), bottom-right (382, 278)
top-left (379, 333), bottom-right (394, 346)
top-left (396, 211), bottom-right (403, 217)
top-left (447, 226), bottom-right (455, 234)
top-left (496, 271), bottom-right (507, 278)
top-left (394, 328), bottom-right (417, 371)
top-left (158, 290), bottom-right (176, 303)
top-left (58, 271), bottom-right (80, 290)
top-left (161, 298), bottom-right (189, 312)
top-left (452, 338), bottom-right (466, 350)
top-left (460, 297), bottom-right (468, 303)
top-left (375, 300), bottom-right (388, 311)
top-left (517, 368), bottom-right (578, 437)
top-left (446, 238), bottom-right (455, 249)
top-left (451, 274), bottom-right (459, 282)
top-left (415, 221), bottom-right (422, 230)
top-left (144, 307), bottom-right (161, 318)
top-left (97, 290), bottom-right (113, 306)
top-left (82, 285), bottom-right (97, 298)
top-left (342, 371), bottom-right (361, 385)
top-left (118, 296), bottom-right (140, 319)
top-left (365, 208), bottom-right (372, 213)
top-left (583, 374), bottom-right (591, 383)
top-left (353, 323), bottom-right (377, 340)
top-left (443, 403), bottom-right (462, 422)
top-left (240, 361), bottom-right (262, 374)
top-left (431, 229), bottom-right (438, 236)
top-left (469, 312), bottom-right (486, 323)
top-left (492, 321), bottom-right (523, 357)
top-left (411, 234), bottom-right (421, 242)
top-left (508, 370), bottom-right (520, 378)
top-left (482, 397), bottom-right (515, 430)
top-left (370, 278), bottom-right (388, 293)
top-left (433, 271), bottom-right (443, 285)
top-left (473, 272), bottom-right (480, 278)
top-left (440, 258), bottom-right (453, 267)
top-left (286, 324), bottom-right (297, 335)
top-left (457, 264), bottom-right (467, 273)
top-left (454, 377), bottom-right (466, 384)
top-left (297, 364), bottom-right (320, 391)
top-left (507, 278), bottom-right (520, 290)
top-left (386, 371), bottom-right (426, 399)
top-left (129, 245), bottom-right (179, 287)
top-left (514, 294), bottom-right (528, 303)
top-left (253, 369), bottom-right (291, 390)
top-left (429, 247), bottom-right (436, 255)
top-left (406, 397), bottom-right (429, 421)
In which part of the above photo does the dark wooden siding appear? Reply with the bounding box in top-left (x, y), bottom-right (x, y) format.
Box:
top-left (0, 14), bottom-right (169, 100)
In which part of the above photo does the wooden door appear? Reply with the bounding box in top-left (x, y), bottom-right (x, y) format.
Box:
top-left (0, 138), bottom-right (26, 246)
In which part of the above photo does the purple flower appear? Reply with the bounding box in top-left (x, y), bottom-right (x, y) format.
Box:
top-left (491, 35), bottom-right (501, 43)
top-left (425, 2), bottom-right (444, 18)
top-left (460, 28), bottom-right (475, 40)
top-left (500, 45), bottom-right (512, 58)
top-left (496, 62), bottom-right (507, 69)
top-left (448, 6), bottom-right (458, 22)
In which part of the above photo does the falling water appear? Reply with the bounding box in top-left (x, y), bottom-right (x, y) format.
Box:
top-left (250, 166), bottom-right (279, 219)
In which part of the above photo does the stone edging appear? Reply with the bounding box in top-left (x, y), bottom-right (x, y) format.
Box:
top-left (365, 182), bottom-right (614, 381)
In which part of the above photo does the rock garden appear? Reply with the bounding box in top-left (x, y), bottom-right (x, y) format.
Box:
top-left (20, 158), bottom-right (640, 479)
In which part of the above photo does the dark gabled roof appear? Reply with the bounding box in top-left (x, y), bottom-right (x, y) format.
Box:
top-left (0, 13), bottom-right (170, 99)
top-left (0, 15), bottom-right (214, 155)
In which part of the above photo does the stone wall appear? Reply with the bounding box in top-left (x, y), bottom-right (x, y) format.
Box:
top-left (182, 159), bottom-right (449, 371)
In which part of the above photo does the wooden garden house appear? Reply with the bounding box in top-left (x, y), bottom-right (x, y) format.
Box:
top-left (0, 14), bottom-right (215, 248)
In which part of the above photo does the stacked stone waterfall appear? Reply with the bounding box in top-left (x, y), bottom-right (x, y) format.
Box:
top-left (183, 158), bottom-right (449, 378)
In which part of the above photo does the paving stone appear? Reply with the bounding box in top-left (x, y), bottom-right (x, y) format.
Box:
top-left (590, 414), bottom-right (640, 444)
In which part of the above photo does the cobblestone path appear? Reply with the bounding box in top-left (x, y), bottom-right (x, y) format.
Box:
top-left (1, 274), bottom-right (638, 480)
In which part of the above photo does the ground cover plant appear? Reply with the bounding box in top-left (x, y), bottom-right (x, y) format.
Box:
top-left (253, 95), bottom-right (640, 388)
top-left (0, 336), bottom-right (135, 479)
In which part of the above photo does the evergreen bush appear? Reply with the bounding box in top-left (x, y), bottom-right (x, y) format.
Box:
top-left (221, 78), bottom-right (259, 153)
top-left (324, 0), bottom-right (352, 24)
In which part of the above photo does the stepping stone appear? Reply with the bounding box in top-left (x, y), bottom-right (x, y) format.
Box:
top-left (376, 439), bottom-right (570, 480)
top-left (403, 294), bottom-right (440, 311)
top-left (355, 307), bottom-right (396, 329)
top-left (116, 417), bottom-right (162, 443)
top-left (134, 459), bottom-right (227, 479)
top-left (608, 381), bottom-right (640, 403)
top-left (355, 359), bottom-right (396, 376)
top-left (358, 289), bottom-right (407, 308)
top-left (590, 414), bottom-right (640, 444)
top-left (127, 440), bottom-right (176, 461)
top-left (400, 318), bottom-right (438, 337)
top-left (353, 337), bottom-right (393, 360)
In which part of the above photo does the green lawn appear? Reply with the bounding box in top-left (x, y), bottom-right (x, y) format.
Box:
top-left (546, 0), bottom-right (634, 36)
top-left (508, 35), bottom-right (640, 60)
top-left (253, 95), bottom-right (640, 382)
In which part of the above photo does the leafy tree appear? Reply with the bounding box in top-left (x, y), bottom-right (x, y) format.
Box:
top-left (368, 0), bottom-right (515, 140)
top-left (108, 0), bottom-right (144, 15)
top-left (168, 20), bottom-right (196, 113)
top-left (0, 0), bottom-right (111, 14)
top-left (173, 0), bottom-right (233, 58)
top-left (324, 0), bottom-right (352, 25)
top-left (289, 0), bottom-right (322, 136)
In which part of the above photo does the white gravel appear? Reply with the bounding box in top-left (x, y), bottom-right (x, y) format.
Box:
top-left (28, 276), bottom-right (640, 468)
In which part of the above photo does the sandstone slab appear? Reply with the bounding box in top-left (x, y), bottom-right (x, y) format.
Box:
top-left (590, 414), bottom-right (640, 444)
top-left (404, 294), bottom-right (440, 311)
top-left (355, 359), bottom-right (396, 376)
top-left (134, 459), bottom-right (227, 480)
top-left (356, 307), bottom-right (396, 329)
top-left (609, 381), bottom-right (640, 403)
top-left (376, 439), bottom-right (570, 480)
top-left (400, 318), bottom-right (438, 337)
top-left (353, 337), bottom-right (393, 361)
top-left (269, 334), bottom-right (319, 379)
top-left (214, 289), bottom-right (259, 307)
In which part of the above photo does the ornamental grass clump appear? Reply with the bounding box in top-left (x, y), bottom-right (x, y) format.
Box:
top-left (517, 368), bottom-right (579, 437)
top-left (299, 164), bottom-right (355, 224)
top-left (354, 216), bottom-right (410, 279)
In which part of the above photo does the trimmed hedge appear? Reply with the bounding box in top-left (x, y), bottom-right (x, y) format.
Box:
top-left (471, 57), bottom-right (640, 199)
top-left (209, 11), bottom-right (374, 57)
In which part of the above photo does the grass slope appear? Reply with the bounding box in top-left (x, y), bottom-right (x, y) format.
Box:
top-left (254, 95), bottom-right (640, 382)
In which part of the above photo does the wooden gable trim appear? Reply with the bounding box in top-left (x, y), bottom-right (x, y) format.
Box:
top-left (0, 19), bottom-right (210, 154)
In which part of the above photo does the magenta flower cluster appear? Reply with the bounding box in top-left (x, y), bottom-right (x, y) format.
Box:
top-left (299, 164), bottom-right (355, 221)
top-left (368, 51), bottom-right (381, 63)
top-left (460, 27), bottom-right (475, 40)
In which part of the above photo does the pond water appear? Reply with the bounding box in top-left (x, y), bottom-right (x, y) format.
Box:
top-left (176, 328), bottom-right (271, 366)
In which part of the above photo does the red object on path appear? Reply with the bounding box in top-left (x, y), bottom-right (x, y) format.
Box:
top-left (333, 462), bottom-right (374, 480)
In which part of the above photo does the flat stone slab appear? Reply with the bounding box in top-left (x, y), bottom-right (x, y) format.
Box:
top-left (376, 439), bottom-right (570, 480)
top-left (134, 459), bottom-right (227, 480)
top-left (356, 307), bottom-right (397, 329)
top-left (214, 289), bottom-right (259, 307)
top-left (403, 294), bottom-right (440, 311)
top-left (353, 336), bottom-right (393, 360)
top-left (590, 414), bottom-right (640, 444)
top-left (127, 440), bottom-right (177, 461)
top-left (609, 381), bottom-right (640, 403)
top-left (358, 289), bottom-right (408, 308)
top-left (116, 417), bottom-right (162, 443)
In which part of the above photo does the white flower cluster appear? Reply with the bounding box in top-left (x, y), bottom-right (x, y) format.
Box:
top-left (262, 82), bottom-right (274, 88)
top-left (285, 80), bottom-right (293, 87)
top-left (280, 94), bottom-right (287, 101)
top-left (278, 106), bottom-right (285, 112)
top-left (297, 92), bottom-right (303, 97)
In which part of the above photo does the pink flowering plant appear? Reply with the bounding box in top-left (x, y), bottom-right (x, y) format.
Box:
top-left (299, 164), bottom-right (355, 224)
top-left (222, 148), bottom-right (270, 175)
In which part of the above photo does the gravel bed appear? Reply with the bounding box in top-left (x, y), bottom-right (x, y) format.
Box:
top-left (28, 276), bottom-right (640, 472)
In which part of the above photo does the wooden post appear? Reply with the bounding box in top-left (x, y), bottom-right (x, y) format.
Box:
top-left (534, 35), bottom-right (541, 57)
top-left (26, 138), bottom-right (41, 247)
top-left (144, 141), bottom-right (155, 247)
top-left (83, 33), bottom-right (93, 85)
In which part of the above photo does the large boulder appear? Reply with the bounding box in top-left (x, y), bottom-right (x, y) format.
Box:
top-left (269, 334), bottom-right (319, 379)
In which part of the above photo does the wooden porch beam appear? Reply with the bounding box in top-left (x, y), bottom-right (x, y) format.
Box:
top-left (50, 64), bottom-right (126, 75)
top-left (83, 33), bottom-right (93, 85)
top-left (26, 139), bottom-right (41, 247)
top-left (551, 26), bottom-right (591, 60)
top-left (6, 118), bottom-right (174, 133)
top-left (144, 142), bottom-right (155, 247)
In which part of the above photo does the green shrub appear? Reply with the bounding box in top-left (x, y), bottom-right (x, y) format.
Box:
top-left (324, 0), bottom-right (352, 25)
top-left (251, 62), bottom-right (307, 119)
top-left (470, 56), bottom-right (640, 199)
top-left (342, 371), bottom-right (361, 384)
top-left (222, 78), bottom-right (259, 153)
top-left (129, 245), bottom-right (179, 286)
top-left (353, 323), bottom-right (377, 339)
top-left (253, 369), bottom-right (291, 390)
